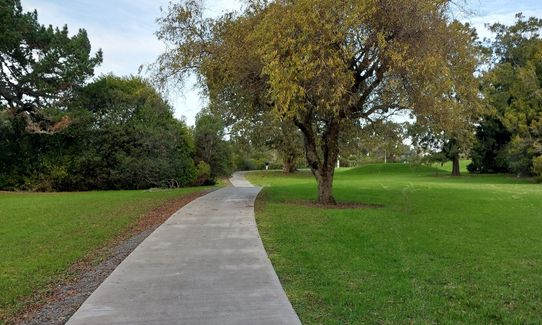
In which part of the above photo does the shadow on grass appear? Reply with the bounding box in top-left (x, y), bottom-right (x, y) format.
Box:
top-left (282, 199), bottom-right (384, 210)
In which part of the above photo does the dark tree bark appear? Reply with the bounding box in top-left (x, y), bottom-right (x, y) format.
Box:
top-left (317, 167), bottom-right (336, 205)
top-left (451, 155), bottom-right (461, 177)
top-left (282, 155), bottom-right (297, 173)
top-left (294, 113), bottom-right (340, 205)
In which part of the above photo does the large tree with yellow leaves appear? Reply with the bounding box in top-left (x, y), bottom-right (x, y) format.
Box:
top-left (156, 0), bottom-right (480, 204)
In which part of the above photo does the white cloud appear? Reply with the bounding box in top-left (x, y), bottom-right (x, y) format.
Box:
top-left (461, 0), bottom-right (542, 40)
top-left (466, 9), bottom-right (542, 40)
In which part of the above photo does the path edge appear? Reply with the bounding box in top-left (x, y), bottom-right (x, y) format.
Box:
top-left (230, 171), bottom-right (302, 324)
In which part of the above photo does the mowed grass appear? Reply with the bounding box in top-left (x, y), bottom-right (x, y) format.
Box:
top-left (0, 187), bottom-right (204, 321)
top-left (247, 164), bottom-right (542, 324)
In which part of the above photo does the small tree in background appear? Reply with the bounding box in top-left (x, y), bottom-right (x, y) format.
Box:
top-left (224, 111), bottom-right (304, 173)
top-left (193, 110), bottom-right (233, 179)
top-left (341, 121), bottom-right (410, 166)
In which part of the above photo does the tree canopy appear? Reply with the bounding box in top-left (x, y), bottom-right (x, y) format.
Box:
top-left (470, 14), bottom-right (542, 176)
top-left (193, 109), bottom-right (233, 179)
top-left (156, 0), bottom-right (481, 204)
top-left (0, 0), bottom-right (102, 133)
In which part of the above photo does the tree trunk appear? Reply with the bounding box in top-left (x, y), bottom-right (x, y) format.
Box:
top-left (294, 113), bottom-right (340, 205)
top-left (317, 169), bottom-right (336, 205)
top-left (451, 155), bottom-right (460, 177)
top-left (282, 155), bottom-right (296, 173)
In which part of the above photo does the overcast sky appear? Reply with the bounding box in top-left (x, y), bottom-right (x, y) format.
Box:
top-left (21, 0), bottom-right (542, 125)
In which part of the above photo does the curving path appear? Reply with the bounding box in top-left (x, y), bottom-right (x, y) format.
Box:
top-left (67, 172), bottom-right (300, 325)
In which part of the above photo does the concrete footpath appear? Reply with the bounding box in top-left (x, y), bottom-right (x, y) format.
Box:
top-left (67, 172), bottom-right (300, 325)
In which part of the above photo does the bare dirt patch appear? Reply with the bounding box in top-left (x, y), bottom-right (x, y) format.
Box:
top-left (284, 200), bottom-right (383, 209)
top-left (14, 190), bottom-right (211, 325)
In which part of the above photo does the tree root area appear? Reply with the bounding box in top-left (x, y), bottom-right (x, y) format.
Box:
top-left (285, 200), bottom-right (383, 209)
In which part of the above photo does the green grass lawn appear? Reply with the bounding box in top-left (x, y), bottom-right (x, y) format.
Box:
top-left (0, 187), bottom-right (205, 321)
top-left (247, 164), bottom-right (542, 324)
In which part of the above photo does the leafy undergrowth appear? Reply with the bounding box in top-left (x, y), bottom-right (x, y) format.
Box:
top-left (247, 164), bottom-right (542, 324)
top-left (0, 187), bottom-right (206, 323)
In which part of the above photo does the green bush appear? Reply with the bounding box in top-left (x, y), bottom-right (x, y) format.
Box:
top-left (235, 157), bottom-right (258, 171)
top-left (194, 161), bottom-right (212, 185)
top-left (533, 156), bottom-right (542, 183)
top-left (0, 76), bottom-right (198, 191)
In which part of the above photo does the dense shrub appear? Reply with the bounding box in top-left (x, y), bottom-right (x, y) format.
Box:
top-left (194, 161), bottom-right (212, 185)
top-left (0, 76), bottom-right (197, 191)
top-left (467, 117), bottom-right (511, 174)
top-left (233, 156), bottom-right (282, 171)
top-left (533, 156), bottom-right (542, 183)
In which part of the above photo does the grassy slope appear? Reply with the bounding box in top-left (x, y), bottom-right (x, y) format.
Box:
top-left (247, 165), bottom-right (542, 324)
top-left (0, 187), bottom-right (204, 320)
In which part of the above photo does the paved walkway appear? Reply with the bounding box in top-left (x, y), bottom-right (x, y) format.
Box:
top-left (229, 171), bottom-right (254, 188)
top-left (67, 173), bottom-right (300, 325)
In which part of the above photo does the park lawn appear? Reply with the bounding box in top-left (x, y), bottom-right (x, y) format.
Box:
top-left (247, 164), bottom-right (542, 324)
top-left (0, 187), bottom-right (206, 321)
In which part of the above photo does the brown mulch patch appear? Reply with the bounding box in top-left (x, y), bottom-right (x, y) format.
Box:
top-left (284, 200), bottom-right (383, 209)
top-left (13, 189), bottom-right (211, 325)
